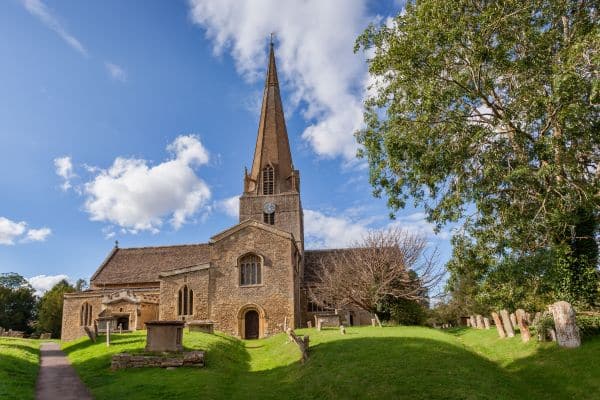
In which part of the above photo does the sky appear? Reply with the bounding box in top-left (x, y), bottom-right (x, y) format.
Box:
top-left (0, 0), bottom-right (451, 295)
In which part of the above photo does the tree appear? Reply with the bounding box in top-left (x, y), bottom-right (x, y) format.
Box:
top-left (75, 279), bottom-right (88, 292)
top-left (308, 228), bottom-right (442, 325)
top-left (355, 0), bottom-right (599, 305)
top-left (37, 280), bottom-right (75, 338)
top-left (0, 273), bottom-right (36, 332)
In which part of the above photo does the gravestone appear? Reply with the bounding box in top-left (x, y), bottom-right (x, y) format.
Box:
top-left (500, 310), bottom-right (515, 337)
top-left (510, 313), bottom-right (518, 330)
top-left (476, 315), bottom-right (485, 329)
top-left (40, 333), bottom-right (52, 340)
top-left (483, 317), bottom-right (491, 329)
top-left (145, 320), bottom-right (184, 352)
top-left (466, 319), bottom-right (471, 327)
top-left (549, 301), bottom-right (580, 348)
top-left (491, 312), bottom-right (506, 338)
top-left (315, 314), bottom-right (341, 330)
top-left (307, 321), bottom-right (312, 328)
top-left (340, 325), bottom-right (346, 335)
top-left (469, 315), bottom-right (476, 328)
top-left (515, 309), bottom-right (531, 342)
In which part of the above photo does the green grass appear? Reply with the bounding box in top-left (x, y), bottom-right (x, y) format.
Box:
top-left (61, 326), bottom-right (600, 400)
top-left (0, 337), bottom-right (41, 400)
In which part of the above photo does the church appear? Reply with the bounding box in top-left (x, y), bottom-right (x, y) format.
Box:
top-left (61, 44), bottom-right (371, 341)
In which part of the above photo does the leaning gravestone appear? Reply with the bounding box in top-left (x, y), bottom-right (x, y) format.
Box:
top-left (509, 313), bottom-right (518, 330)
top-left (500, 310), bottom-right (515, 337)
top-left (483, 317), bottom-right (491, 329)
top-left (549, 301), bottom-right (580, 348)
top-left (476, 315), bottom-right (485, 329)
top-left (515, 309), bottom-right (531, 343)
top-left (491, 312), bottom-right (506, 338)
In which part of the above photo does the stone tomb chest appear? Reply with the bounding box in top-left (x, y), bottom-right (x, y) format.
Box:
top-left (145, 320), bottom-right (184, 352)
top-left (187, 320), bottom-right (215, 334)
top-left (314, 314), bottom-right (341, 329)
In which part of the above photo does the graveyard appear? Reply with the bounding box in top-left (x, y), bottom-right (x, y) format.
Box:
top-left (1, 325), bottom-right (598, 400)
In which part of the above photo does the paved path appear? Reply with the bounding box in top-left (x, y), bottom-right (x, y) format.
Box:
top-left (36, 342), bottom-right (93, 400)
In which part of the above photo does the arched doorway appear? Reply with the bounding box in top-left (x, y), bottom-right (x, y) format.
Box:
top-left (244, 310), bottom-right (259, 339)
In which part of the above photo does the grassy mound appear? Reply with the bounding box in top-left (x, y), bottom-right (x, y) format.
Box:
top-left (61, 326), bottom-right (600, 400)
top-left (0, 337), bottom-right (41, 400)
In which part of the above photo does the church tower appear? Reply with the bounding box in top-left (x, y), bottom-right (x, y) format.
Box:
top-left (239, 42), bottom-right (304, 252)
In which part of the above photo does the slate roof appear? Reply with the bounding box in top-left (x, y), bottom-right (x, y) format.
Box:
top-left (90, 243), bottom-right (211, 285)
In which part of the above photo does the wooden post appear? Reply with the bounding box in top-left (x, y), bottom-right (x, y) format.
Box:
top-left (491, 312), bottom-right (506, 338)
top-left (286, 328), bottom-right (309, 363)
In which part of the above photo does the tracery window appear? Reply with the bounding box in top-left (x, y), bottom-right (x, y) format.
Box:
top-left (240, 254), bottom-right (262, 286)
top-left (80, 302), bottom-right (93, 326)
top-left (262, 166), bottom-right (274, 195)
top-left (177, 285), bottom-right (194, 317)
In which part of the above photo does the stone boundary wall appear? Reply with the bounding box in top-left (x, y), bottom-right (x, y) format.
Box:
top-left (111, 351), bottom-right (205, 370)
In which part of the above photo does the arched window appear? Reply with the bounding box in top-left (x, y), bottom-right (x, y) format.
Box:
top-left (177, 285), bottom-right (194, 317)
top-left (262, 166), bottom-right (274, 195)
top-left (80, 302), bottom-right (92, 326)
top-left (240, 254), bottom-right (262, 286)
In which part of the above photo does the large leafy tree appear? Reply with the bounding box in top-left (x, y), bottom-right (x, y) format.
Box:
top-left (356, 0), bottom-right (599, 304)
top-left (0, 273), bottom-right (36, 332)
top-left (37, 280), bottom-right (75, 338)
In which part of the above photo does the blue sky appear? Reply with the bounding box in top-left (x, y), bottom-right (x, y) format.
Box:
top-left (0, 0), bottom-right (450, 294)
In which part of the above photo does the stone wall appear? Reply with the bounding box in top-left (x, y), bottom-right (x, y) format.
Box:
top-left (111, 351), bottom-right (204, 370)
top-left (61, 292), bottom-right (104, 341)
top-left (159, 268), bottom-right (210, 321)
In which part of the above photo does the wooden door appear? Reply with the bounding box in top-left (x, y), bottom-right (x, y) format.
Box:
top-left (244, 310), bottom-right (259, 339)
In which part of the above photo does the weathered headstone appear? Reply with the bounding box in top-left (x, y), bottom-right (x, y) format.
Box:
top-left (340, 325), bottom-right (346, 335)
top-left (500, 310), bottom-right (515, 337)
top-left (509, 313), bottom-right (518, 330)
top-left (476, 315), bottom-right (485, 329)
top-left (483, 317), bottom-right (491, 329)
top-left (515, 309), bottom-right (531, 343)
top-left (466, 319), bottom-right (471, 327)
top-left (469, 315), bottom-right (476, 328)
top-left (307, 321), bottom-right (312, 328)
top-left (491, 312), bottom-right (506, 338)
top-left (145, 320), bottom-right (184, 352)
top-left (549, 301), bottom-right (581, 348)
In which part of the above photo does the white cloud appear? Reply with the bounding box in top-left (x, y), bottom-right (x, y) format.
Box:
top-left (27, 274), bottom-right (69, 296)
top-left (24, 227), bottom-right (52, 242)
top-left (304, 209), bottom-right (449, 249)
top-left (105, 62), bottom-right (127, 82)
top-left (20, 0), bottom-right (88, 57)
top-left (54, 156), bottom-right (75, 191)
top-left (216, 196), bottom-right (240, 218)
top-left (0, 216), bottom-right (51, 245)
top-left (83, 135), bottom-right (212, 232)
top-left (188, 0), bottom-right (372, 160)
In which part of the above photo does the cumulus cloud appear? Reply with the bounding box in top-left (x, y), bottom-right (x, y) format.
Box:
top-left (304, 209), bottom-right (449, 249)
top-left (20, 0), bottom-right (88, 56)
top-left (0, 216), bottom-right (51, 245)
top-left (105, 62), bottom-right (127, 82)
top-left (188, 0), bottom-right (371, 160)
top-left (83, 135), bottom-right (212, 232)
top-left (216, 196), bottom-right (240, 218)
top-left (54, 156), bottom-right (75, 191)
top-left (27, 274), bottom-right (69, 296)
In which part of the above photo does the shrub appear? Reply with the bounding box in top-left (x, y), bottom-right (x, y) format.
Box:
top-left (576, 315), bottom-right (600, 338)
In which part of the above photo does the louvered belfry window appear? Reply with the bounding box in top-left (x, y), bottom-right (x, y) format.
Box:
top-left (177, 285), bottom-right (194, 317)
top-left (262, 166), bottom-right (274, 195)
top-left (240, 254), bottom-right (262, 286)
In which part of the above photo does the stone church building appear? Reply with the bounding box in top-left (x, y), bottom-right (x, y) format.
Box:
top-left (61, 44), bottom-right (371, 341)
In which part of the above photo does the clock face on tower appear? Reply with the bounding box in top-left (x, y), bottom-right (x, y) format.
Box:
top-left (263, 202), bottom-right (276, 214)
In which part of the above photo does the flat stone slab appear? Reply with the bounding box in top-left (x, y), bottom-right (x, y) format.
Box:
top-left (36, 342), bottom-right (93, 400)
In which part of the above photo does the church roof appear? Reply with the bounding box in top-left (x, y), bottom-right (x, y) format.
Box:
top-left (210, 219), bottom-right (297, 246)
top-left (90, 243), bottom-right (211, 285)
top-left (247, 43), bottom-right (295, 193)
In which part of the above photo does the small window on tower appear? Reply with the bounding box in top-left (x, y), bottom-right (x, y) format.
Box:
top-left (263, 212), bottom-right (275, 225)
top-left (262, 166), bottom-right (274, 195)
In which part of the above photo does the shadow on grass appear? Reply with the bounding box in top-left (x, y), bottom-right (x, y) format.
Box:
top-left (0, 352), bottom-right (39, 400)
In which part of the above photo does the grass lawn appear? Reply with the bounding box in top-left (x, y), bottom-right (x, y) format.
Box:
top-left (61, 326), bottom-right (600, 400)
top-left (0, 337), bottom-right (41, 400)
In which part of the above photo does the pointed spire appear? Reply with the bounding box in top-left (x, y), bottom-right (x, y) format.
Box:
top-left (245, 40), bottom-right (295, 194)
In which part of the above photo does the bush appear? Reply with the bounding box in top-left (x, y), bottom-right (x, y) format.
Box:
top-left (576, 315), bottom-right (600, 338)
top-left (532, 314), bottom-right (555, 340)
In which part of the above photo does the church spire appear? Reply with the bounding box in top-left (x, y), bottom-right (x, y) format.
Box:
top-left (245, 41), bottom-right (296, 194)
